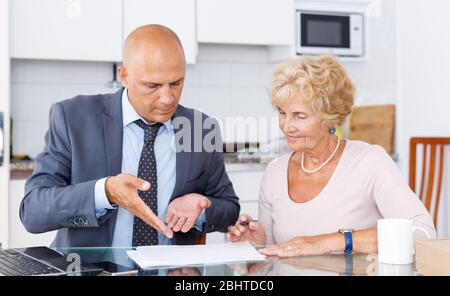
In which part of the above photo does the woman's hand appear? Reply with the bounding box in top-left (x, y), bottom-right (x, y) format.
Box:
top-left (226, 214), bottom-right (266, 245)
top-left (259, 234), bottom-right (339, 257)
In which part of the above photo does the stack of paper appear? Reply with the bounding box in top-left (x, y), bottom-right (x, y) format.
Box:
top-left (127, 241), bottom-right (266, 269)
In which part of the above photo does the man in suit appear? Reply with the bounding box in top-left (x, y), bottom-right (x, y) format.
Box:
top-left (20, 24), bottom-right (240, 247)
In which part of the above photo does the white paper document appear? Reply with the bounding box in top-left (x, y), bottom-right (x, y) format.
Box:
top-left (127, 241), bottom-right (266, 269)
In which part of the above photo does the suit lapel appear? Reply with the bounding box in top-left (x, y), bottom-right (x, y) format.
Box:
top-left (102, 88), bottom-right (124, 241)
top-left (103, 88), bottom-right (124, 177)
top-left (171, 105), bottom-right (192, 201)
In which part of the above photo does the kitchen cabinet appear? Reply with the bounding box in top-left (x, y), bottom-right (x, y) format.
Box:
top-left (227, 168), bottom-right (264, 218)
top-left (9, 180), bottom-right (56, 248)
top-left (206, 166), bottom-right (265, 244)
top-left (123, 0), bottom-right (197, 64)
top-left (197, 0), bottom-right (295, 46)
top-left (10, 0), bottom-right (122, 61)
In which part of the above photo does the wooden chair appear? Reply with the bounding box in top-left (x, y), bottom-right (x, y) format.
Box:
top-left (409, 137), bottom-right (450, 226)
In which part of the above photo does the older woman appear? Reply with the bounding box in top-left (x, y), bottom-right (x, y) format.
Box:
top-left (227, 55), bottom-right (436, 257)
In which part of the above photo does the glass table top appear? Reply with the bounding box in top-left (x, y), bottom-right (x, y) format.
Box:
top-left (54, 247), bottom-right (421, 276)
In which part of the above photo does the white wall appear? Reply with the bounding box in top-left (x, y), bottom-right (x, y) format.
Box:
top-left (10, 60), bottom-right (119, 157)
top-left (396, 0), bottom-right (450, 236)
top-left (344, 0), bottom-right (397, 107)
top-left (0, 0), bottom-right (11, 248)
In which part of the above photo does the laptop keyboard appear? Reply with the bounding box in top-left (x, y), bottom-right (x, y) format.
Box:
top-left (0, 249), bottom-right (64, 276)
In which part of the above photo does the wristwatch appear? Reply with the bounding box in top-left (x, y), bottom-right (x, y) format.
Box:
top-left (339, 229), bottom-right (354, 254)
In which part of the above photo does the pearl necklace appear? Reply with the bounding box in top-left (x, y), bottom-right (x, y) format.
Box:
top-left (301, 137), bottom-right (341, 174)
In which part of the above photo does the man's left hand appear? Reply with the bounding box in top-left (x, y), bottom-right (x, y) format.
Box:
top-left (165, 193), bottom-right (211, 233)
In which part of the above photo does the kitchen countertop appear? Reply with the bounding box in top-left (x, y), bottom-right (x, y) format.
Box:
top-left (9, 154), bottom-right (273, 180)
top-left (225, 162), bottom-right (267, 172)
top-left (10, 159), bottom-right (34, 180)
top-left (223, 152), bottom-right (275, 172)
top-left (9, 152), bottom-right (398, 179)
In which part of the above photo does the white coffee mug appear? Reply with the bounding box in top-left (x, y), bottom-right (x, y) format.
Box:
top-left (377, 218), bottom-right (431, 264)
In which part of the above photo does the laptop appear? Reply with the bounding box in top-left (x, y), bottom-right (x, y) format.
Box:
top-left (0, 246), bottom-right (103, 276)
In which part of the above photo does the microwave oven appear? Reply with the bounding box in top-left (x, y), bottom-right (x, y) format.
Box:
top-left (296, 10), bottom-right (364, 57)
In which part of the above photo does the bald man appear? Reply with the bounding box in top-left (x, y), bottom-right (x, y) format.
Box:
top-left (20, 25), bottom-right (240, 248)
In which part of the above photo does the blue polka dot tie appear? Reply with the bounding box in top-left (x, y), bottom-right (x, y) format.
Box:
top-left (132, 119), bottom-right (163, 246)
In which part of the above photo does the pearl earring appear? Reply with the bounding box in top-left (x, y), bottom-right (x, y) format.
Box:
top-left (328, 127), bottom-right (336, 134)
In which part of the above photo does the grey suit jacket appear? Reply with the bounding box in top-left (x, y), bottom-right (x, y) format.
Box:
top-left (20, 88), bottom-right (240, 247)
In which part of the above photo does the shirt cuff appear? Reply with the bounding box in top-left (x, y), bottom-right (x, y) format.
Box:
top-left (94, 177), bottom-right (116, 218)
top-left (194, 208), bottom-right (206, 232)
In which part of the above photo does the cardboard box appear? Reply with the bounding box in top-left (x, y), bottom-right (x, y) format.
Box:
top-left (415, 239), bottom-right (450, 276)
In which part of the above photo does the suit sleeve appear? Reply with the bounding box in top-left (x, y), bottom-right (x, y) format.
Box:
top-left (202, 119), bottom-right (240, 233)
top-left (20, 103), bottom-right (105, 233)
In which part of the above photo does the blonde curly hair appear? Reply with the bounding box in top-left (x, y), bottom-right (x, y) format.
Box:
top-left (270, 55), bottom-right (355, 127)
